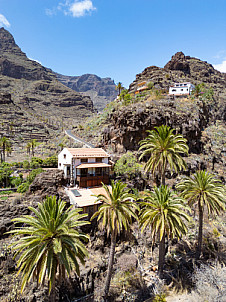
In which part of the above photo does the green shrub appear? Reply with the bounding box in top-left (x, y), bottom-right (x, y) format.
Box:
top-left (147, 81), bottom-right (154, 90)
top-left (0, 163), bottom-right (12, 188)
top-left (114, 152), bottom-right (142, 179)
top-left (17, 168), bottom-right (43, 193)
top-left (22, 160), bottom-right (30, 169)
top-left (26, 168), bottom-right (43, 184)
top-left (30, 161), bottom-right (41, 169)
top-left (42, 155), bottom-right (57, 167)
top-left (153, 293), bottom-right (167, 302)
top-left (17, 182), bottom-right (29, 193)
top-left (10, 176), bottom-right (22, 187)
top-left (1, 196), bottom-right (8, 201)
top-left (0, 190), bottom-right (13, 195)
top-left (31, 157), bottom-right (43, 165)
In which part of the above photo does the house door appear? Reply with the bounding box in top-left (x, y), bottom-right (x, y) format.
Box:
top-left (66, 166), bottom-right (70, 176)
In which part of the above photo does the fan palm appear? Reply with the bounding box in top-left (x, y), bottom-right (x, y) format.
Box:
top-left (176, 171), bottom-right (225, 259)
top-left (139, 125), bottom-right (188, 185)
top-left (0, 136), bottom-right (12, 162)
top-left (139, 185), bottom-right (190, 277)
top-left (8, 196), bottom-right (89, 301)
top-left (91, 181), bottom-right (139, 299)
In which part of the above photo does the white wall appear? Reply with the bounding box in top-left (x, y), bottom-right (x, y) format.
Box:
top-left (169, 83), bottom-right (195, 95)
top-left (58, 148), bottom-right (73, 177)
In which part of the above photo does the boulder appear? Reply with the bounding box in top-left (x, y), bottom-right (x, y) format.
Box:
top-left (27, 169), bottom-right (69, 202)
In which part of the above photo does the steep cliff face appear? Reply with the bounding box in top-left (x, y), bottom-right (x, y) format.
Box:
top-left (0, 27), bottom-right (94, 146)
top-left (55, 73), bottom-right (117, 111)
top-left (102, 98), bottom-right (208, 154)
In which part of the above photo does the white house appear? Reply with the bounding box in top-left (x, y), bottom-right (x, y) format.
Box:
top-left (169, 82), bottom-right (195, 96)
top-left (58, 148), bottom-right (111, 187)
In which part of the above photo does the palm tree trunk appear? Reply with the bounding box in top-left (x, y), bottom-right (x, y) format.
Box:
top-left (161, 162), bottom-right (167, 186)
top-left (158, 230), bottom-right (165, 278)
top-left (104, 229), bottom-right (117, 300)
top-left (161, 173), bottom-right (165, 186)
top-left (196, 202), bottom-right (203, 259)
top-left (3, 145), bottom-right (5, 162)
top-left (49, 278), bottom-right (56, 302)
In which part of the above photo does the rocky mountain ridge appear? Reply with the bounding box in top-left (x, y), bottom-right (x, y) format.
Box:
top-left (129, 52), bottom-right (226, 93)
top-left (55, 72), bottom-right (117, 111)
top-left (0, 27), bottom-right (94, 154)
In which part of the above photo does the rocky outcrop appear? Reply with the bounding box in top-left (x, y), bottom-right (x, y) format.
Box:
top-left (101, 98), bottom-right (209, 154)
top-left (27, 169), bottom-right (69, 203)
top-left (55, 73), bottom-right (117, 111)
top-left (164, 51), bottom-right (190, 73)
top-left (0, 198), bottom-right (30, 238)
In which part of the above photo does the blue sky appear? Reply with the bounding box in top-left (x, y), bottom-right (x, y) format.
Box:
top-left (0, 0), bottom-right (226, 87)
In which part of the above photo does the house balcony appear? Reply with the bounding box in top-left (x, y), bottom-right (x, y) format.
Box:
top-left (76, 174), bottom-right (110, 188)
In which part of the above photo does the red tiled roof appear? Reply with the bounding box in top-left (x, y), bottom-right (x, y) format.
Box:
top-left (67, 148), bottom-right (109, 158)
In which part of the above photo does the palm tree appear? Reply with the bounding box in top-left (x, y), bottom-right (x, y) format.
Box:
top-left (58, 142), bottom-right (65, 151)
top-left (176, 171), bottom-right (225, 259)
top-left (139, 125), bottom-right (188, 185)
top-left (0, 136), bottom-right (12, 162)
top-left (91, 181), bottom-right (139, 299)
top-left (8, 196), bottom-right (89, 301)
top-left (115, 82), bottom-right (123, 96)
top-left (26, 142), bottom-right (32, 156)
top-left (140, 185), bottom-right (190, 278)
top-left (30, 139), bottom-right (38, 157)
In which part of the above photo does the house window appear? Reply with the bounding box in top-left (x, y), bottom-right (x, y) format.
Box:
top-left (64, 154), bottom-right (66, 159)
top-left (181, 89), bottom-right (183, 91)
top-left (81, 168), bottom-right (88, 176)
top-left (81, 158), bottom-right (88, 163)
top-left (172, 89), bottom-right (176, 92)
top-left (96, 167), bottom-right (102, 176)
top-left (96, 157), bottom-right (102, 163)
top-left (59, 163), bottom-right (61, 167)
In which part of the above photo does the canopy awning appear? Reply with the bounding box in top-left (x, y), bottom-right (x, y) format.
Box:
top-left (76, 163), bottom-right (111, 169)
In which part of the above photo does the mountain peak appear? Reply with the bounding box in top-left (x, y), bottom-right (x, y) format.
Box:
top-left (164, 51), bottom-right (190, 72)
top-left (0, 27), bottom-right (25, 56)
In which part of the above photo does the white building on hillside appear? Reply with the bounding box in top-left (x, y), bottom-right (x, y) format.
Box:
top-left (58, 148), bottom-right (111, 187)
top-left (169, 82), bottom-right (195, 96)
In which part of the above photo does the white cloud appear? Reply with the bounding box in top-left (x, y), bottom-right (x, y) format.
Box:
top-left (45, 8), bottom-right (57, 16)
top-left (0, 14), bottom-right (10, 28)
top-left (213, 50), bottom-right (226, 60)
top-left (46, 1), bottom-right (96, 18)
top-left (69, 0), bottom-right (96, 17)
top-left (213, 60), bottom-right (226, 73)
